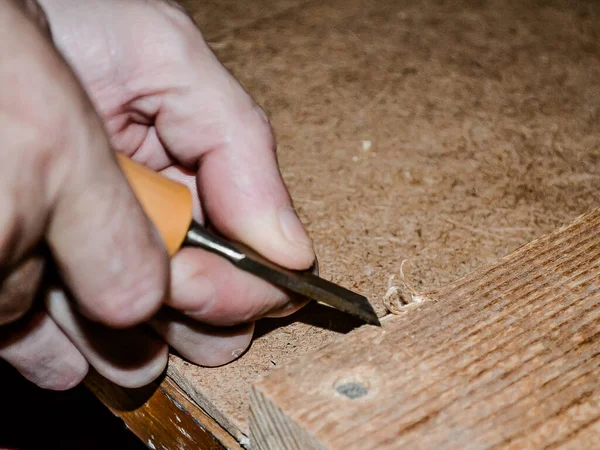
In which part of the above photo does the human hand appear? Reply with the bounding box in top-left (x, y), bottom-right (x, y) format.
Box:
top-left (1, 0), bottom-right (314, 390)
top-left (0, 0), bottom-right (170, 389)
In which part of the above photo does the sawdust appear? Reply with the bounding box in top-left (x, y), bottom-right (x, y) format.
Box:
top-left (383, 260), bottom-right (430, 315)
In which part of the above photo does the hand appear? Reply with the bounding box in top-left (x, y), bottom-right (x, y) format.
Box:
top-left (0, 0), bottom-right (170, 389)
top-left (0, 0), bottom-right (314, 390)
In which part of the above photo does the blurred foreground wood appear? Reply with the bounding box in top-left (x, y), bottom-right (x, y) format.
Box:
top-left (85, 372), bottom-right (240, 450)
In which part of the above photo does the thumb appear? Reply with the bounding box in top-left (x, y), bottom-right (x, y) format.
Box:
top-left (154, 53), bottom-right (315, 270)
top-left (199, 103), bottom-right (315, 270)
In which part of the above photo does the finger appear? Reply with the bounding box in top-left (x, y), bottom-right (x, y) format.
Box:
top-left (0, 309), bottom-right (88, 390)
top-left (0, 253), bottom-right (45, 325)
top-left (154, 167), bottom-right (308, 324)
top-left (149, 308), bottom-right (254, 367)
top-left (0, 5), bottom-right (169, 328)
top-left (167, 85), bottom-right (314, 270)
top-left (159, 167), bottom-right (308, 323)
top-left (110, 124), bottom-right (174, 170)
top-left (46, 122), bottom-right (169, 328)
top-left (168, 248), bottom-right (308, 326)
top-left (126, 17), bottom-right (315, 270)
top-left (46, 289), bottom-right (168, 388)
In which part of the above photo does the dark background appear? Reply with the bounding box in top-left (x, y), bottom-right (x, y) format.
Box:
top-left (0, 361), bottom-right (144, 450)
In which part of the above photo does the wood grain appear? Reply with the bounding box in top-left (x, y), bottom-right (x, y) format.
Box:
top-left (86, 372), bottom-right (240, 450)
top-left (250, 209), bottom-right (600, 449)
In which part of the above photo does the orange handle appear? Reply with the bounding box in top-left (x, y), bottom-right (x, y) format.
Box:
top-left (116, 154), bottom-right (193, 256)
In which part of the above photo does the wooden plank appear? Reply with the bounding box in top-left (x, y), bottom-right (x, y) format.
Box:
top-left (250, 208), bottom-right (600, 449)
top-left (168, 0), bottom-right (600, 438)
top-left (85, 371), bottom-right (240, 450)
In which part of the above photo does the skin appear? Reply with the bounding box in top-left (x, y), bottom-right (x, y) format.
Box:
top-left (0, 0), bottom-right (315, 390)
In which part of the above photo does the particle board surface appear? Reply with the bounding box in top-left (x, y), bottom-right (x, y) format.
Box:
top-left (170, 0), bottom-right (600, 440)
top-left (250, 209), bottom-right (600, 450)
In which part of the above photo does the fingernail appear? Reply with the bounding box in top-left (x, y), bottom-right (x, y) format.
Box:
top-left (278, 206), bottom-right (313, 250)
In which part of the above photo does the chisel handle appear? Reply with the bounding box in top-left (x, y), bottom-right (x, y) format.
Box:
top-left (116, 154), bottom-right (193, 256)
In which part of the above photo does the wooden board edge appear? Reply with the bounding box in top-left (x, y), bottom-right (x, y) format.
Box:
top-left (85, 370), bottom-right (241, 450)
top-left (248, 208), bottom-right (600, 449)
top-left (250, 385), bottom-right (326, 450)
top-left (167, 362), bottom-right (247, 443)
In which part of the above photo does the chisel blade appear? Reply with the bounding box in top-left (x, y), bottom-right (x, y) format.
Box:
top-left (237, 257), bottom-right (381, 326)
top-left (185, 222), bottom-right (381, 326)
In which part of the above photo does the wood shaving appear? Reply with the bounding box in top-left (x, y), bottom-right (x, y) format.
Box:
top-left (383, 260), bottom-right (428, 315)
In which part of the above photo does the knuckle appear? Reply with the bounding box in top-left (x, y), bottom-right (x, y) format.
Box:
top-left (247, 104), bottom-right (276, 151)
top-left (252, 104), bottom-right (272, 129)
top-left (2, 47), bottom-right (86, 188)
top-left (5, 106), bottom-right (73, 204)
top-left (25, 113), bottom-right (75, 181)
top-left (4, 73), bottom-right (69, 154)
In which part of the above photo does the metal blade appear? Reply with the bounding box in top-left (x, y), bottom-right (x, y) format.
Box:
top-left (185, 222), bottom-right (381, 326)
top-left (236, 257), bottom-right (380, 326)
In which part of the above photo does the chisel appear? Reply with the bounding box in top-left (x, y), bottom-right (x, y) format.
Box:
top-left (117, 154), bottom-right (381, 326)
